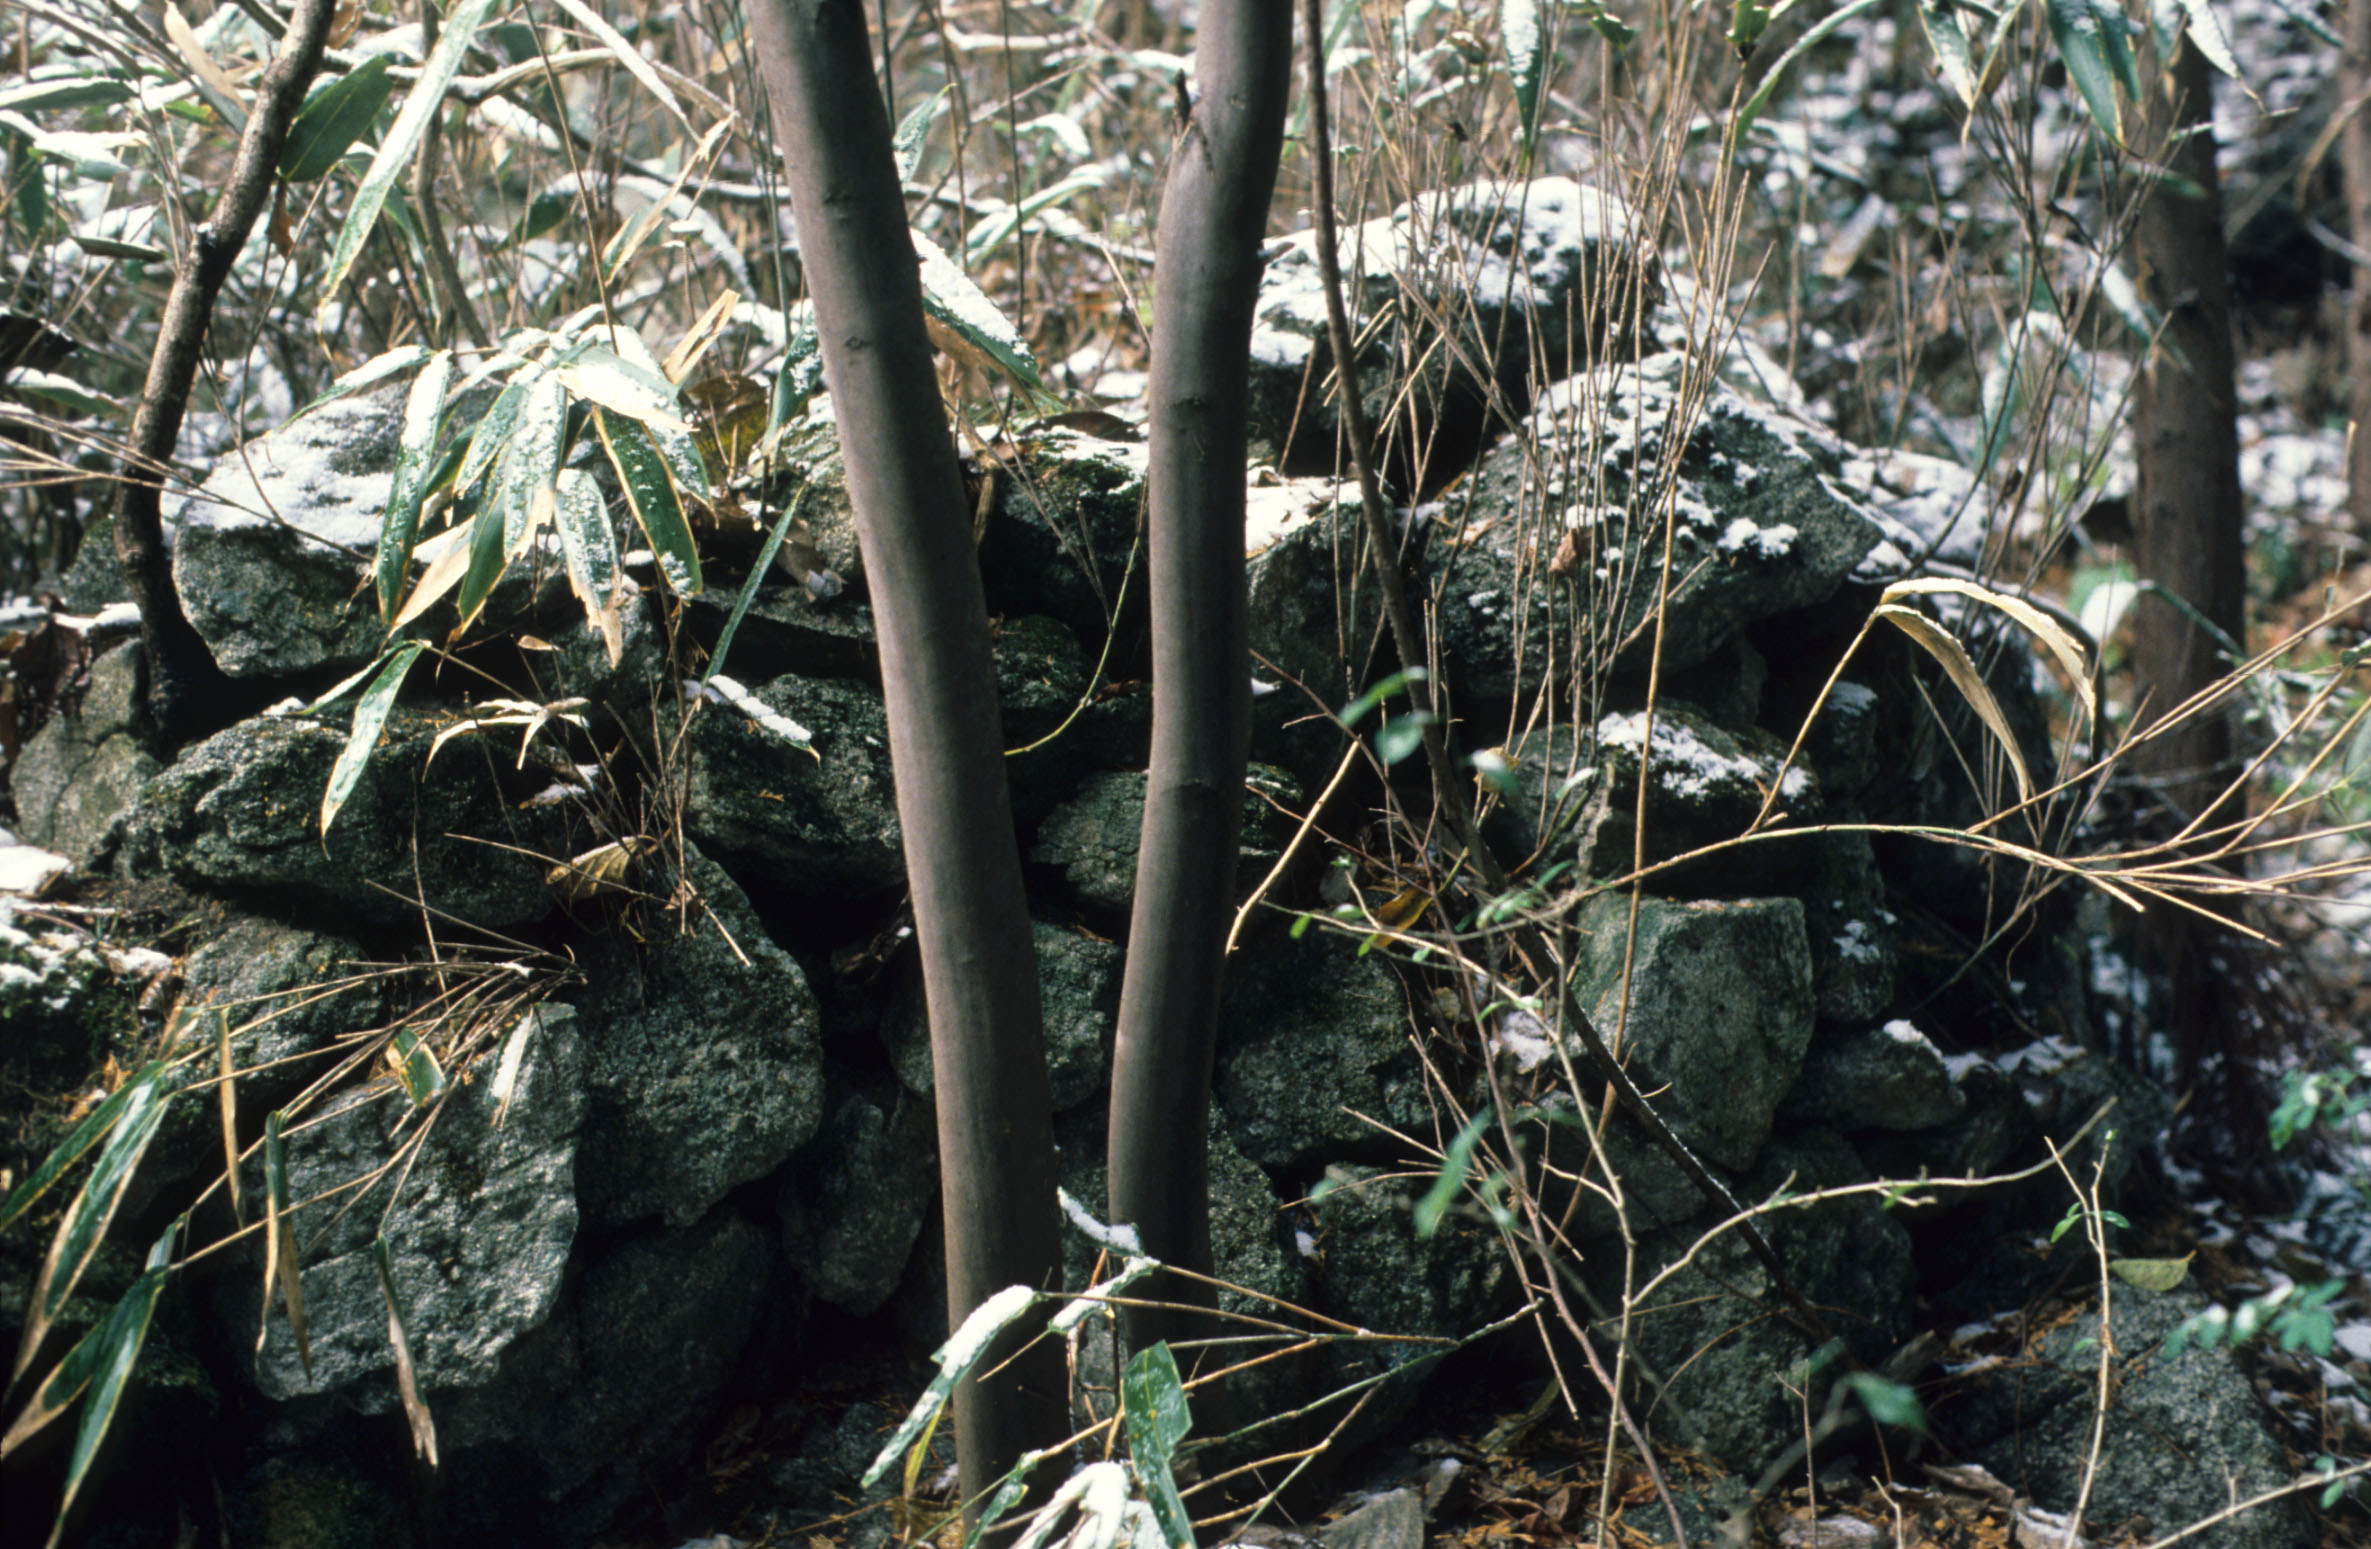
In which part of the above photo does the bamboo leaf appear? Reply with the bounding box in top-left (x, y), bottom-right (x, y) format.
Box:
top-left (0, 1063), bottom-right (165, 1234)
top-left (2161, 0), bottom-right (2242, 75)
top-left (912, 227), bottom-right (1049, 397)
top-left (451, 493), bottom-right (513, 636)
top-left (1916, 0), bottom-right (1982, 107)
top-left (551, 344), bottom-right (690, 433)
top-left (390, 520), bottom-right (475, 630)
top-left (552, 467), bottom-right (622, 659)
top-left (292, 343), bottom-right (433, 421)
top-left (1413, 1109), bottom-right (1493, 1240)
top-left (280, 53), bottom-right (395, 181)
top-left (1012, 1462), bottom-right (1132, 1549)
top-left (861, 1284), bottom-right (1042, 1489)
top-left (258, 1111), bottom-right (310, 1380)
top-left (2046, 0), bottom-right (2129, 140)
top-left (1872, 603), bottom-right (2035, 804)
top-left (595, 410), bottom-right (702, 596)
top-left (1503, 0), bottom-right (1552, 154)
top-left (162, 2), bottom-right (248, 134)
top-left (11, 1065), bottom-right (169, 1385)
top-left (493, 370), bottom-right (567, 556)
top-left (450, 366), bottom-right (537, 502)
top-left (545, 0), bottom-right (687, 127)
top-left (1881, 577), bottom-right (2096, 722)
top-left (321, 642), bottom-right (424, 838)
top-left (314, 0), bottom-right (500, 327)
top-left (1733, 0), bottom-right (1886, 150)
top-left (377, 348), bottom-right (454, 621)
top-left (41, 1220), bottom-right (176, 1546)
top-left (1122, 1344), bottom-right (1194, 1549)
top-left (600, 328), bottom-right (714, 503)
top-left (892, 87), bottom-right (950, 182)
top-left (374, 1235), bottom-right (439, 1463)
top-left (384, 1029), bottom-right (447, 1107)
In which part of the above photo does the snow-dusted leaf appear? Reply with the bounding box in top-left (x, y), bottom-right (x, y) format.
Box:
top-left (546, 0), bottom-right (687, 127)
top-left (862, 1285), bottom-right (1043, 1489)
top-left (1881, 577), bottom-right (2095, 722)
top-left (293, 343), bottom-right (433, 421)
top-left (315, 0), bottom-right (499, 327)
top-left (1917, 0), bottom-right (1982, 107)
top-left (377, 348), bottom-right (453, 620)
top-left (553, 343), bottom-right (690, 433)
top-left (2046, 0), bottom-right (2130, 140)
top-left (596, 409), bottom-right (703, 595)
top-left (321, 642), bottom-right (423, 836)
top-left (914, 227), bottom-right (1047, 395)
top-left (892, 87), bottom-right (949, 182)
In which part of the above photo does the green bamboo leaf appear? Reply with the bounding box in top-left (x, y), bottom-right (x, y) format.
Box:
top-left (451, 494), bottom-right (511, 635)
top-left (1503, 0), bottom-right (1553, 155)
top-left (321, 642), bottom-right (424, 837)
top-left (291, 343), bottom-right (433, 421)
top-left (2160, 0), bottom-right (2242, 75)
top-left (962, 1449), bottom-right (1057, 1549)
top-left (892, 87), bottom-right (950, 182)
top-left (1839, 1371), bottom-right (1929, 1434)
top-left (0, 1062), bottom-right (167, 1234)
top-left (11, 1066), bottom-right (169, 1385)
top-left (494, 370), bottom-right (567, 554)
top-left (280, 54), bottom-right (395, 182)
top-left (1414, 1109), bottom-right (1493, 1239)
top-left (553, 467), bottom-right (619, 620)
top-left (1122, 1343), bottom-right (1194, 1549)
top-left (450, 366), bottom-right (538, 503)
top-left (0, 75), bottom-right (137, 114)
top-left (384, 1029), bottom-right (446, 1107)
top-left (912, 228), bottom-right (1050, 398)
top-left (314, 0), bottom-right (499, 327)
top-left (551, 343), bottom-right (691, 434)
top-left (702, 489), bottom-right (805, 693)
top-left (377, 348), bottom-right (454, 620)
top-left (595, 410), bottom-right (702, 596)
top-left (599, 327), bottom-right (714, 503)
top-left (41, 1219), bottom-right (175, 1547)
top-left (861, 1284), bottom-right (1041, 1489)
top-left (1916, 0), bottom-right (1982, 107)
top-left (1733, 0), bottom-right (1886, 150)
top-left (2046, 0), bottom-right (2128, 140)
top-left (259, 1111), bottom-right (310, 1379)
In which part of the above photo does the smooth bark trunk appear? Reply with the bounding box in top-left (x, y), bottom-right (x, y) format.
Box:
top-left (116, 0), bottom-right (339, 740)
top-left (1106, 0), bottom-right (1293, 1368)
top-left (743, 0), bottom-right (1064, 1512)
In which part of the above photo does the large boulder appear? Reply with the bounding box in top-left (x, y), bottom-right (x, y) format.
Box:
top-left (777, 1085), bottom-right (937, 1315)
top-left (231, 1003), bottom-right (584, 1404)
top-left (1955, 1286), bottom-right (2311, 1548)
top-left (1216, 931), bottom-right (1434, 1171)
top-left (1436, 350), bottom-right (1890, 698)
top-left (119, 708), bottom-right (566, 929)
top-left (1030, 765), bottom-right (1299, 917)
top-left (683, 672), bottom-right (904, 897)
top-left (1247, 178), bottom-right (1660, 485)
top-left (570, 847), bottom-right (826, 1230)
top-left (1574, 892), bottom-right (1814, 1172)
top-left (165, 391), bottom-right (398, 680)
top-left (882, 919), bottom-right (1120, 1113)
top-left (9, 638), bottom-right (159, 862)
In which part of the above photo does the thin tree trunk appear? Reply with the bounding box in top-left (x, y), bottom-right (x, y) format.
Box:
top-left (2346, 0), bottom-right (2371, 529)
top-left (1106, 0), bottom-right (1292, 1369)
top-left (743, 0), bottom-right (1064, 1513)
top-left (115, 0), bottom-right (338, 741)
top-left (2129, 36), bottom-right (2261, 1139)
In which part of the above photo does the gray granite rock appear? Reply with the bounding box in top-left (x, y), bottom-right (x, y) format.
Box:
top-left (683, 672), bottom-right (904, 896)
top-left (1576, 892), bottom-right (1814, 1172)
top-left (9, 639), bottom-right (159, 862)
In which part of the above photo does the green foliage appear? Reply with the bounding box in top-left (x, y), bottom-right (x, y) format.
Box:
top-left (2165, 1280), bottom-right (2343, 1360)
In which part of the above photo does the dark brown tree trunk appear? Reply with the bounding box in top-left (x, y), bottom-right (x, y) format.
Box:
top-left (2129, 36), bottom-right (2260, 1139)
top-left (115, 0), bottom-right (338, 741)
top-left (743, 0), bottom-right (1065, 1513)
top-left (2346, 0), bottom-right (2371, 529)
top-left (1106, 0), bottom-right (1293, 1369)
